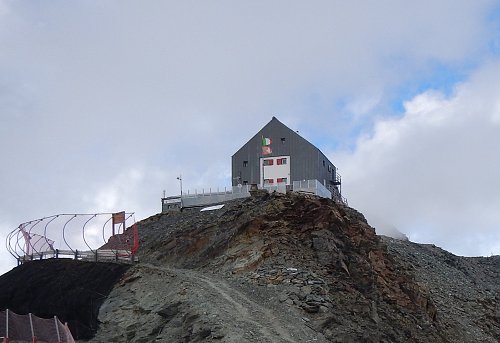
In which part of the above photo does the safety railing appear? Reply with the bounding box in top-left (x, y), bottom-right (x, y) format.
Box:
top-left (6, 212), bottom-right (138, 266)
top-left (262, 182), bottom-right (287, 194)
top-left (162, 186), bottom-right (251, 210)
top-left (292, 179), bottom-right (332, 199)
top-left (162, 180), bottom-right (348, 210)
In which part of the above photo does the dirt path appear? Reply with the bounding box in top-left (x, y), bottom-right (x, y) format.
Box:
top-left (184, 270), bottom-right (299, 343)
top-left (138, 263), bottom-right (323, 343)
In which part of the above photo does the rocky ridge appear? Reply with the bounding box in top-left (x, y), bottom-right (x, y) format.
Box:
top-left (93, 192), bottom-right (444, 342)
top-left (1, 191), bottom-right (498, 342)
top-left (382, 237), bottom-right (500, 342)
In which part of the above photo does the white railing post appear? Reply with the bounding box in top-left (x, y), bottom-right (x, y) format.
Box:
top-left (29, 313), bottom-right (35, 342)
top-left (54, 316), bottom-right (61, 343)
top-left (64, 322), bottom-right (72, 343)
top-left (5, 309), bottom-right (8, 341)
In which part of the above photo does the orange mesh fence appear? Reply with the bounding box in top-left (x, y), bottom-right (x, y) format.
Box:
top-left (0, 310), bottom-right (74, 343)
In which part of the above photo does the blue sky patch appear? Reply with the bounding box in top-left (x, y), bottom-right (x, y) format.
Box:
top-left (390, 62), bottom-right (471, 114)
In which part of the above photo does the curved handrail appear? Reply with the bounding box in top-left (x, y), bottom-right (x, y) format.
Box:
top-left (62, 215), bottom-right (77, 253)
top-left (43, 215), bottom-right (59, 251)
top-left (7, 212), bottom-right (137, 264)
top-left (101, 217), bottom-right (113, 244)
top-left (14, 228), bottom-right (24, 258)
top-left (82, 214), bottom-right (97, 253)
top-left (6, 228), bottom-right (20, 259)
top-left (26, 219), bottom-right (43, 256)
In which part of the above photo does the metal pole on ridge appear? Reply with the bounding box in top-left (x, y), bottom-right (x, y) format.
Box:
top-left (5, 309), bottom-right (8, 342)
top-left (54, 316), bottom-right (61, 343)
top-left (177, 175), bottom-right (183, 207)
top-left (29, 313), bottom-right (35, 343)
top-left (64, 322), bottom-right (71, 343)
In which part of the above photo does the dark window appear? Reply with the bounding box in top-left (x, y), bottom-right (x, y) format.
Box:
top-left (264, 178), bottom-right (274, 184)
top-left (281, 137), bottom-right (286, 143)
top-left (243, 161), bottom-right (248, 167)
top-left (243, 181), bottom-right (248, 185)
top-left (277, 177), bottom-right (287, 183)
top-left (263, 159), bottom-right (274, 166)
top-left (323, 160), bottom-right (325, 167)
top-left (277, 158), bottom-right (287, 165)
top-left (328, 165), bottom-right (331, 172)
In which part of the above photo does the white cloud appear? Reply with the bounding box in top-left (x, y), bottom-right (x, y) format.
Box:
top-left (0, 1), bottom-right (499, 273)
top-left (337, 60), bottom-right (500, 256)
top-left (85, 168), bottom-right (145, 213)
top-left (0, 1), bottom-right (9, 17)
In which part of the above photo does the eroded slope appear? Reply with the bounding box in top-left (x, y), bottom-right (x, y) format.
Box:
top-left (132, 192), bottom-right (443, 342)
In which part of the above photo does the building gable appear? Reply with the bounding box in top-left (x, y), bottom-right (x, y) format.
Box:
top-left (232, 117), bottom-right (337, 188)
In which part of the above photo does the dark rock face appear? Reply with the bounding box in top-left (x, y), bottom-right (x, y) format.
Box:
top-left (0, 259), bottom-right (129, 339)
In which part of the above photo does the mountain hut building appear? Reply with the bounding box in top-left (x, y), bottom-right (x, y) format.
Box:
top-left (162, 117), bottom-right (345, 211)
top-left (232, 117), bottom-right (343, 200)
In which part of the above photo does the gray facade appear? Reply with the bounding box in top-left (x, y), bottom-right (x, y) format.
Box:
top-left (231, 117), bottom-right (340, 195)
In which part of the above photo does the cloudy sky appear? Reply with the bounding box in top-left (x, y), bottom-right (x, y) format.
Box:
top-left (1, 1), bottom-right (500, 274)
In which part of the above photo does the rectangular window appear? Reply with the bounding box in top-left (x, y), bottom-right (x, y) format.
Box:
top-left (264, 178), bottom-right (274, 184)
top-left (243, 161), bottom-right (248, 167)
top-left (277, 177), bottom-right (287, 184)
top-left (263, 159), bottom-right (274, 166)
top-left (243, 181), bottom-right (248, 185)
top-left (328, 165), bottom-right (331, 172)
top-left (281, 137), bottom-right (286, 143)
top-left (277, 158), bottom-right (287, 165)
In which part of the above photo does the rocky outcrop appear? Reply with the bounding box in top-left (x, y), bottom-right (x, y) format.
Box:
top-left (1, 191), bottom-right (498, 342)
top-left (135, 192), bottom-right (444, 341)
top-left (383, 237), bottom-right (500, 343)
top-left (89, 264), bottom-right (325, 342)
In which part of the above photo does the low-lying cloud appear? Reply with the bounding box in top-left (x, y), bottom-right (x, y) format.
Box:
top-left (337, 61), bottom-right (500, 256)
